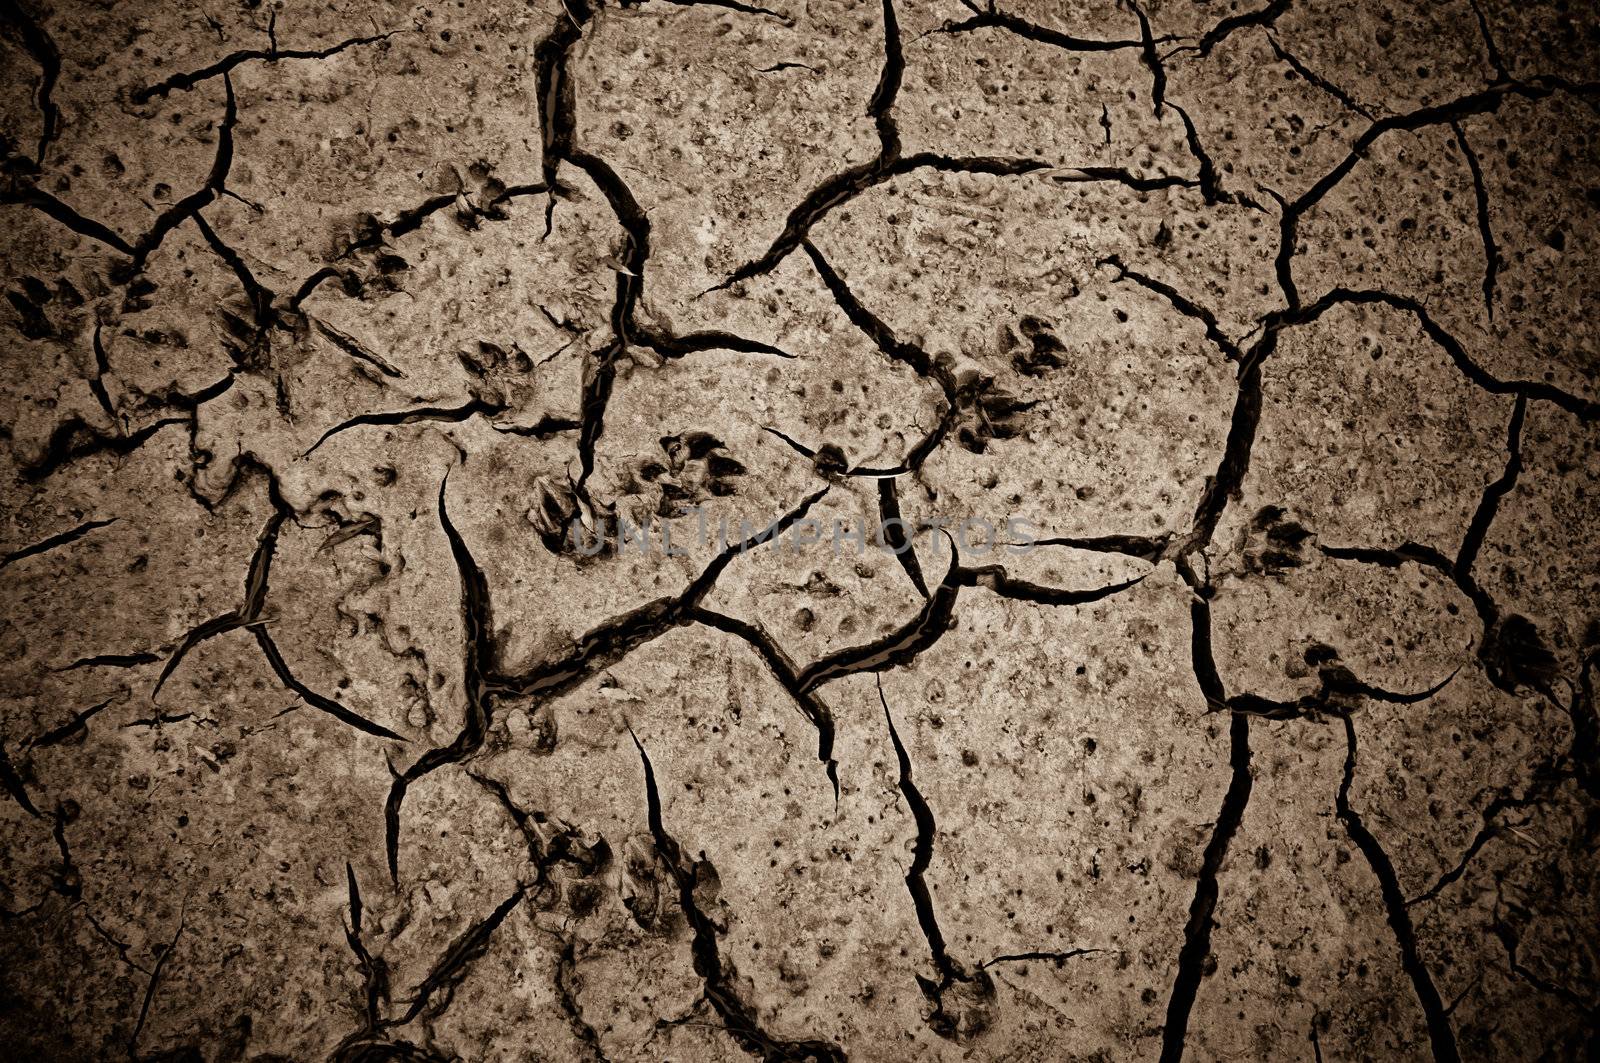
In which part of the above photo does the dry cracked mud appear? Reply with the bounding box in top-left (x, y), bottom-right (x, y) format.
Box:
top-left (1, 0), bottom-right (1598, 1059)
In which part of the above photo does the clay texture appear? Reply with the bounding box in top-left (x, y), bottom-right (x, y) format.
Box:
top-left (1, 0), bottom-right (1598, 1059)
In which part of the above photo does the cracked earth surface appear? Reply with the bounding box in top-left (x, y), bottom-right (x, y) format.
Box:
top-left (2, 0), bottom-right (1598, 1059)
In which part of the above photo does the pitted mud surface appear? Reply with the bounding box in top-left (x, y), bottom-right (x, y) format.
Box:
top-left (2, 0), bottom-right (1598, 1059)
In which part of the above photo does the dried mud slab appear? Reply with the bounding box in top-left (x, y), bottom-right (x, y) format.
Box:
top-left (2, 0), bottom-right (1598, 1060)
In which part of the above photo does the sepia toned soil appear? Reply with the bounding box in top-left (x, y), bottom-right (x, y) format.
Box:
top-left (1, 0), bottom-right (1597, 1059)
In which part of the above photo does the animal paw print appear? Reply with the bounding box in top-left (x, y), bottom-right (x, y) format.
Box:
top-left (1003, 315), bottom-right (1070, 378)
top-left (1237, 505), bottom-right (1315, 576)
top-left (641, 431), bottom-right (747, 517)
top-left (954, 378), bottom-right (1039, 455)
top-left (6, 274), bottom-right (86, 340)
top-left (526, 473), bottom-right (595, 554)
